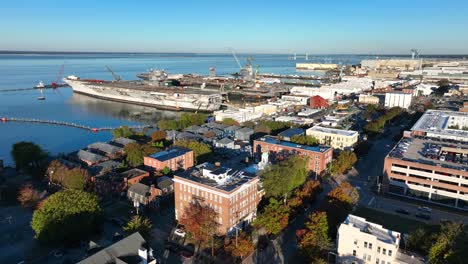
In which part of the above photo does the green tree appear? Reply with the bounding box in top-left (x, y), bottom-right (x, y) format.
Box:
top-left (224, 232), bottom-right (254, 259)
top-left (11, 141), bottom-right (48, 176)
top-left (63, 168), bottom-right (88, 190)
top-left (290, 135), bottom-right (319, 146)
top-left (157, 119), bottom-right (180, 131)
top-left (298, 212), bottom-right (331, 261)
top-left (174, 140), bottom-right (212, 164)
top-left (260, 156), bottom-right (308, 202)
top-left (31, 190), bottom-right (102, 243)
top-left (123, 215), bottom-right (153, 241)
top-left (179, 113), bottom-right (207, 128)
top-left (124, 143), bottom-right (159, 167)
top-left (255, 120), bottom-right (291, 135)
top-left (161, 166), bottom-right (171, 175)
top-left (330, 150), bottom-right (358, 176)
top-left (221, 118), bottom-right (239, 126)
top-left (242, 121), bottom-right (256, 129)
top-left (429, 222), bottom-right (466, 264)
top-left (252, 198), bottom-right (289, 235)
top-left (112, 126), bottom-right (136, 138)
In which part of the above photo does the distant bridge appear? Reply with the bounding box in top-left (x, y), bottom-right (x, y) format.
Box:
top-left (0, 117), bottom-right (152, 132)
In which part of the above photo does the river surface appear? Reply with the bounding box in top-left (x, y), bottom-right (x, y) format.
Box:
top-left (0, 52), bottom-right (453, 165)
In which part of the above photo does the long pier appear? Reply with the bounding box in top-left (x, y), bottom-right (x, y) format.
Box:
top-left (0, 85), bottom-right (69, 93)
top-left (0, 117), bottom-right (152, 132)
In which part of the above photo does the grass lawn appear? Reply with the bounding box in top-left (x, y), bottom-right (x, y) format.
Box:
top-left (353, 206), bottom-right (428, 234)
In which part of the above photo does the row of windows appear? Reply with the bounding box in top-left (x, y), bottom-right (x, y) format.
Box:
top-left (179, 184), bottom-right (223, 203)
top-left (354, 240), bottom-right (393, 256)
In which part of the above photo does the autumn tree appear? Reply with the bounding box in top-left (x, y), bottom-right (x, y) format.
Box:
top-left (290, 135), bottom-right (319, 146)
top-left (225, 232), bottom-right (254, 259)
top-left (17, 183), bottom-right (41, 208)
top-left (11, 141), bottom-right (48, 176)
top-left (321, 182), bottom-right (359, 234)
top-left (179, 200), bottom-right (219, 251)
top-left (124, 215), bottom-right (153, 241)
top-left (174, 140), bottom-right (212, 164)
top-left (124, 143), bottom-right (159, 167)
top-left (330, 150), bottom-right (358, 176)
top-left (47, 160), bottom-right (89, 190)
top-left (260, 156), bottom-right (308, 202)
top-left (31, 190), bottom-right (102, 243)
top-left (298, 212), bottom-right (331, 261)
top-left (252, 198), bottom-right (289, 235)
top-left (150, 130), bottom-right (166, 142)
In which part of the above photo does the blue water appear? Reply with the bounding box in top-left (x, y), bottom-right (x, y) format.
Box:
top-left (0, 52), bottom-right (447, 165)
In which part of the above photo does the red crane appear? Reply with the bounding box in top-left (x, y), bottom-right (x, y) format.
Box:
top-left (51, 64), bottom-right (65, 88)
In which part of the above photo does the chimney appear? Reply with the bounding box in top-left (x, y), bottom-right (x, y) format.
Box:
top-left (138, 245), bottom-right (148, 264)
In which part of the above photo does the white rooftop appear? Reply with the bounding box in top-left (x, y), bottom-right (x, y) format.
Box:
top-left (344, 215), bottom-right (401, 245)
top-left (411, 110), bottom-right (468, 139)
top-left (307, 125), bottom-right (358, 137)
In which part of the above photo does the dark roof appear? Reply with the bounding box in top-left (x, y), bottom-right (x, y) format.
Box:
top-left (156, 176), bottom-right (173, 189)
top-left (278, 128), bottom-right (305, 138)
top-left (256, 136), bottom-right (331, 153)
top-left (88, 142), bottom-right (122, 155)
top-left (120, 168), bottom-right (148, 179)
top-left (148, 147), bottom-right (191, 162)
top-left (77, 150), bottom-right (107, 164)
top-left (111, 137), bottom-right (137, 147)
top-left (78, 232), bottom-right (152, 264)
top-left (128, 182), bottom-right (150, 196)
top-left (236, 127), bottom-right (254, 134)
top-left (224, 125), bottom-right (240, 132)
top-left (89, 160), bottom-right (120, 175)
top-left (217, 137), bottom-right (234, 145)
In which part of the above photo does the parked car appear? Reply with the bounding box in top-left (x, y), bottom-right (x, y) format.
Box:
top-left (415, 213), bottom-right (431, 220)
top-left (174, 228), bottom-right (186, 237)
top-left (395, 208), bottom-right (410, 215)
top-left (417, 206), bottom-right (432, 213)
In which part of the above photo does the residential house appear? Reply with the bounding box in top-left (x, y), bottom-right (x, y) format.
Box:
top-left (110, 137), bottom-right (137, 148)
top-left (223, 125), bottom-right (240, 137)
top-left (91, 168), bottom-right (149, 197)
top-left (88, 142), bottom-right (123, 158)
top-left (89, 160), bottom-right (120, 176)
top-left (215, 137), bottom-right (235, 149)
top-left (76, 150), bottom-right (108, 166)
top-left (235, 127), bottom-right (254, 142)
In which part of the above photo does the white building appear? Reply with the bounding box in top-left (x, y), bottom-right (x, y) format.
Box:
top-left (337, 215), bottom-right (401, 264)
top-left (384, 92), bottom-right (412, 109)
top-left (359, 94), bottom-right (380, 105)
top-left (306, 125), bottom-right (358, 149)
top-left (281, 94), bottom-right (311, 105)
top-left (214, 109), bottom-right (262, 123)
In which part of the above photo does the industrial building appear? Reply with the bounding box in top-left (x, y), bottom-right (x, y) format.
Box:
top-left (410, 110), bottom-right (468, 142)
top-left (358, 94), bottom-right (380, 105)
top-left (306, 126), bottom-right (359, 149)
top-left (173, 162), bottom-right (263, 234)
top-left (384, 92), bottom-right (413, 109)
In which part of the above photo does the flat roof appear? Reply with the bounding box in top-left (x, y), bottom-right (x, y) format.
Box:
top-left (256, 136), bottom-right (331, 153)
top-left (343, 214), bottom-right (400, 245)
top-left (120, 168), bottom-right (148, 179)
top-left (411, 110), bottom-right (468, 138)
top-left (388, 137), bottom-right (468, 171)
top-left (176, 163), bottom-right (257, 192)
top-left (307, 125), bottom-right (358, 137)
top-left (148, 147), bottom-right (191, 162)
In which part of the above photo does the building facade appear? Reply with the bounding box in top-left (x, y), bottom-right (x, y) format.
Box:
top-left (173, 163), bottom-right (263, 234)
top-left (306, 126), bottom-right (359, 149)
top-left (337, 215), bottom-right (401, 264)
top-left (359, 94), bottom-right (380, 105)
top-left (410, 110), bottom-right (468, 142)
top-left (144, 147), bottom-right (194, 172)
top-left (253, 136), bottom-right (333, 174)
top-left (384, 92), bottom-right (412, 109)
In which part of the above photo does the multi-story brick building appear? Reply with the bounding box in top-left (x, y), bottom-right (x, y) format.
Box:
top-left (144, 147), bottom-right (194, 172)
top-left (253, 136), bottom-right (333, 174)
top-left (383, 136), bottom-right (468, 210)
top-left (173, 162), bottom-right (263, 234)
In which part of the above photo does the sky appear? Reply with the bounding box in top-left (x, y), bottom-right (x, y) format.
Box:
top-left (1, 0), bottom-right (468, 54)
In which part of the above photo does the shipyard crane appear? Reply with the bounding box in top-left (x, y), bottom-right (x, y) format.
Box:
top-left (230, 48), bottom-right (243, 69)
top-left (51, 63), bottom-right (65, 88)
top-left (105, 65), bottom-right (122, 81)
top-left (411, 49), bottom-right (419, 60)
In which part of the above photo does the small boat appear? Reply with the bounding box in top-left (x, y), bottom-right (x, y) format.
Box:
top-left (37, 89), bottom-right (45, 100)
top-left (35, 81), bottom-right (45, 89)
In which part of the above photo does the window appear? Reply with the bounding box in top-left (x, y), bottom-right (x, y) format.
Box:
top-left (377, 247), bottom-right (381, 253)
top-left (352, 250), bottom-right (356, 256)
top-left (354, 240), bottom-right (358, 245)
top-left (363, 253), bottom-right (367, 260)
top-left (376, 259), bottom-right (379, 264)
top-left (381, 261), bottom-right (385, 264)
top-left (367, 255), bottom-right (371, 261)
top-left (369, 243), bottom-right (373, 249)
top-left (382, 249), bottom-right (386, 255)
top-left (364, 242), bottom-right (368, 248)
top-left (388, 250), bottom-right (392, 256)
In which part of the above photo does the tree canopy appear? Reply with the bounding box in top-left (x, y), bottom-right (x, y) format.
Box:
top-left (260, 156), bottom-right (308, 201)
top-left (330, 150), bottom-right (358, 176)
top-left (31, 190), bottom-right (102, 243)
top-left (17, 183), bottom-right (41, 208)
top-left (298, 212), bottom-right (331, 261)
top-left (429, 222), bottom-right (467, 264)
top-left (47, 160), bottom-right (89, 190)
top-left (221, 118), bottom-right (240, 126)
top-left (112, 126), bottom-right (137, 138)
top-left (123, 215), bottom-right (153, 241)
top-left (150, 130), bottom-right (166, 142)
top-left (124, 143), bottom-right (159, 167)
top-left (364, 107), bottom-right (402, 134)
top-left (290, 135), bottom-right (319, 146)
top-left (179, 201), bottom-right (219, 249)
top-left (224, 232), bottom-right (254, 259)
top-left (174, 140), bottom-right (212, 164)
top-left (255, 120), bottom-right (292, 135)
top-left (252, 198), bottom-right (289, 235)
top-left (11, 141), bottom-right (48, 176)
top-left (157, 113), bottom-right (207, 131)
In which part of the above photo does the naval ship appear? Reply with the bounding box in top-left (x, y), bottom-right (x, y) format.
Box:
top-left (64, 70), bottom-right (223, 112)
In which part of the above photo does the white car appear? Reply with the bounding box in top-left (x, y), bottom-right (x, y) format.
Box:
top-left (174, 228), bottom-right (186, 237)
top-left (418, 206), bottom-right (432, 213)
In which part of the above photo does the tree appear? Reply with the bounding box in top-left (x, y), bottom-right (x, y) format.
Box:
top-left (31, 190), bottom-right (102, 243)
top-left (407, 227), bottom-right (435, 254)
top-left (429, 222), bottom-right (466, 264)
top-left (179, 113), bottom-right (207, 128)
top-left (157, 119), bottom-right (180, 131)
top-left (290, 135), bottom-right (319, 146)
top-left (321, 182), bottom-right (359, 234)
top-left (257, 120), bottom-right (291, 135)
top-left (179, 201), bottom-right (219, 251)
top-left (123, 215), bottom-right (153, 241)
top-left (252, 198), bottom-right (289, 235)
top-left (242, 121), bottom-right (256, 129)
top-left (124, 143), bottom-right (159, 167)
top-left (47, 160), bottom-right (89, 190)
top-left (174, 140), bottom-right (212, 164)
top-left (17, 183), bottom-right (41, 208)
top-left (161, 166), bottom-right (171, 175)
top-left (260, 156), bottom-right (308, 202)
top-left (150, 130), bottom-right (166, 142)
top-left (298, 212), bottom-right (331, 261)
top-left (112, 126), bottom-right (136, 138)
top-left (330, 151), bottom-right (358, 176)
top-left (221, 118), bottom-right (239, 126)
top-left (11, 141), bottom-right (48, 176)
top-left (225, 232), bottom-right (254, 259)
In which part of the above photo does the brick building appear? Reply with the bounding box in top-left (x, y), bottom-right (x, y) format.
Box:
top-left (91, 168), bottom-right (149, 196)
top-left (310, 95), bottom-right (329, 109)
top-left (144, 147), bottom-right (194, 172)
top-left (253, 136), bottom-right (333, 174)
top-left (173, 163), bottom-right (263, 234)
